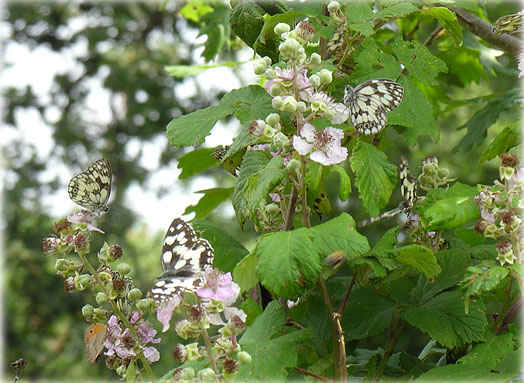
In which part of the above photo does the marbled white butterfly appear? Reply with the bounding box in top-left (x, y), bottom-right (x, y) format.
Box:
top-left (343, 79), bottom-right (404, 135)
top-left (68, 158), bottom-right (112, 214)
top-left (150, 218), bottom-right (214, 303)
top-left (360, 157), bottom-right (417, 227)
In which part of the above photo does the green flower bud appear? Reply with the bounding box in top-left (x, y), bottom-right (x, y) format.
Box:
top-left (287, 158), bottom-right (301, 175)
top-left (323, 108), bottom-right (336, 121)
top-left (271, 132), bottom-right (290, 150)
top-left (127, 288), bottom-right (142, 301)
top-left (262, 56), bottom-right (272, 66)
top-left (309, 74), bottom-right (321, 88)
top-left (265, 68), bottom-right (277, 79)
top-left (265, 113), bottom-right (280, 126)
top-left (270, 83), bottom-right (282, 96)
top-left (55, 258), bottom-right (70, 272)
top-left (98, 271), bottom-right (112, 282)
top-left (116, 366), bottom-right (126, 377)
top-left (265, 203), bottom-right (280, 216)
top-left (180, 367), bottom-right (195, 380)
top-left (279, 38), bottom-right (301, 57)
top-left (96, 292), bottom-right (109, 305)
top-left (282, 97), bottom-right (298, 113)
top-left (254, 61), bottom-right (267, 75)
top-left (328, 1), bottom-right (340, 12)
top-left (310, 52), bottom-right (321, 65)
top-left (136, 298), bottom-right (155, 313)
top-left (238, 351), bottom-right (252, 364)
top-left (117, 263), bottom-right (131, 275)
top-left (98, 241), bottom-right (112, 263)
top-left (185, 342), bottom-right (201, 361)
top-left (76, 274), bottom-right (92, 291)
top-left (437, 167), bottom-right (450, 179)
top-left (274, 22), bottom-right (291, 36)
top-left (272, 96), bottom-right (284, 110)
top-left (500, 165), bottom-right (515, 181)
top-left (297, 101), bottom-right (307, 112)
top-left (423, 162), bottom-right (437, 175)
top-left (318, 69), bottom-right (333, 84)
top-left (82, 304), bottom-right (95, 318)
top-left (198, 368), bottom-right (216, 383)
top-left (262, 125), bottom-right (277, 141)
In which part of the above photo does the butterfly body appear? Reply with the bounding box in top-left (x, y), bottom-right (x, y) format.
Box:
top-left (344, 79), bottom-right (403, 135)
top-left (150, 218), bottom-right (214, 303)
top-left (68, 158), bottom-right (112, 214)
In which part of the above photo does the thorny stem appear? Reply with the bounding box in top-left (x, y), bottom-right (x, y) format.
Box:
top-left (294, 366), bottom-right (331, 382)
top-left (284, 187), bottom-right (298, 231)
top-left (202, 325), bottom-right (220, 379)
top-left (337, 268), bottom-right (359, 315)
top-left (492, 276), bottom-right (517, 334)
top-left (79, 252), bottom-right (155, 382)
top-left (372, 309), bottom-right (405, 382)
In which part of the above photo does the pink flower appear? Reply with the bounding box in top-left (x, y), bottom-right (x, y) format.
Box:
top-left (67, 210), bottom-right (104, 233)
top-left (156, 295), bottom-right (181, 332)
top-left (143, 346), bottom-right (160, 363)
top-left (293, 123), bottom-right (348, 165)
top-left (197, 271), bottom-right (236, 301)
top-left (302, 91), bottom-right (349, 124)
top-left (264, 67), bottom-right (312, 100)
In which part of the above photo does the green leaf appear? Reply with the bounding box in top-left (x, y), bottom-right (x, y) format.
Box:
top-left (183, 187), bottom-right (233, 219)
top-left (230, 0), bottom-right (265, 47)
top-left (439, 46), bottom-right (486, 85)
top-left (419, 182), bottom-right (479, 231)
top-left (391, 37), bottom-right (448, 86)
top-left (460, 265), bottom-right (509, 300)
top-left (165, 63), bottom-right (224, 78)
top-left (453, 90), bottom-right (520, 154)
top-left (255, 228), bottom-right (321, 299)
top-left (459, 331), bottom-right (514, 369)
top-left (166, 85), bottom-right (272, 147)
top-left (177, 148), bottom-right (219, 179)
top-left (241, 297), bottom-right (263, 326)
top-left (402, 290), bottom-right (487, 348)
top-left (330, 164), bottom-right (351, 200)
top-left (305, 161), bottom-right (323, 191)
top-left (345, 2), bottom-right (375, 37)
top-left (310, 213), bottom-right (370, 262)
top-left (350, 39), bottom-right (402, 83)
top-left (369, 227), bottom-right (400, 257)
top-left (191, 219), bottom-right (249, 273)
top-left (125, 360), bottom-right (137, 383)
top-left (495, 347), bottom-right (521, 374)
top-left (180, 0), bottom-right (213, 22)
top-left (389, 78), bottom-right (439, 145)
top-left (341, 287), bottom-right (396, 340)
top-left (245, 156), bottom-right (287, 215)
top-left (374, 3), bottom-right (420, 20)
top-left (350, 140), bottom-right (397, 217)
top-left (199, 1), bottom-right (230, 61)
top-left (395, 244), bottom-right (441, 280)
top-left (416, 361), bottom-right (513, 382)
top-left (257, 11), bottom-right (304, 44)
top-left (425, 7), bottom-right (463, 45)
top-left (237, 302), bottom-right (312, 381)
top-left (233, 251), bottom-right (259, 291)
top-left (480, 123), bottom-right (522, 163)
top-left (233, 150), bottom-right (272, 227)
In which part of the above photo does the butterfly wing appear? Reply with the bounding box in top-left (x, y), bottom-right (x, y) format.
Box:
top-left (150, 218), bottom-right (214, 303)
top-left (399, 157), bottom-right (417, 212)
top-left (68, 158), bottom-right (112, 213)
top-left (84, 323), bottom-right (107, 363)
top-left (347, 79), bottom-right (404, 135)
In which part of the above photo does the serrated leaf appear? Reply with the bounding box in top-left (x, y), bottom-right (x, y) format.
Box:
top-left (350, 39), bottom-right (402, 83)
top-left (453, 90), bottom-right (520, 154)
top-left (165, 63), bottom-right (223, 78)
top-left (369, 227), bottom-right (401, 257)
top-left (460, 265), bottom-right (509, 300)
top-left (419, 182), bottom-right (479, 231)
top-left (350, 141), bottom-right (397, 217)
top-left (199, 2), bottom-right (230, 61)
top-left (341, 287), bottom-right (396, 340)
top-left (402, 290), bottom-right (487, 348)
top-left (345, 2), bottom-right (375, 37)
top-left (440, 46), bottom-right (486, 85)
top-left (166, 85), bottom-right (272, 147)
top-left (233, 251), bottom-right (259, 291)
top-left (391, 37), bottom-right (448, 86)
top-left (480, 123), bottom-right (522, 163)
top-left (230, 0), bottom-right (265, 47)
top-left (374, 3), bottom-right (420, 20)
top-left (459, 332), bottom-right (514, 369)
top-left (416, 361), bottom-right (513, 382)
top-left (330, 164), bottom-right (351, 200)
top-left (425, 7), bottom-right (463, 45)
top-left (395, 244), bottom-right (441, 280)
top-left (495, 347), bottom-right (521, 374)
top-left (191, 219), bottom-right (249, 273)
top-left (389, 77), bottom-right (439, 145)
top-left (310, 213), bottom-right (370, 262)
top-left (183, 187), bottom-right (233, 219)
top-left (305, 160), bottom-right (323, 191)
top-left (236, 302), bottom-right (312, 381)
top-left (245, 156), bottom-right (287, 215)
top-left (233, 150), bottom-right (272, 227)
top-left (255, 228), bottom-right (321, 299)
top-left (177, 148), bottom-right (218, 179)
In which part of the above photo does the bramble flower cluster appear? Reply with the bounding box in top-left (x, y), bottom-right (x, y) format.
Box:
top-left (155, 270), bottom-right (249, 381)
top-left (42, 211), bottom-right (157, 380)
top-left (474, 153), bottom-right (523, 266)
top-left (417, 155), bottom-right (456, 191)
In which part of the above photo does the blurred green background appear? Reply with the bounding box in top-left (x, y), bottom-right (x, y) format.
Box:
top-left (2, 1), bottom-right (519, 381)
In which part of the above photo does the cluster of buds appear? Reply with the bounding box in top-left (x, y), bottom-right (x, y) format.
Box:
top-left (417, 155), bottom-right (456, 191)
top-left (474, 154), bottom-right (523, 266)
top-left (156, 270), bottom-right (250, 381)
top-left (326, 1), bottom-right (348, 56)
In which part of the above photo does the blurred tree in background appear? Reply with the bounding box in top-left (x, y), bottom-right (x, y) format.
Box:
top-left (2, 0), bottom-right (522, 381)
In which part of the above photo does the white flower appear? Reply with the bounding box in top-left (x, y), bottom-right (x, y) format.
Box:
top-left (293, 123), bottom-right (348, 166)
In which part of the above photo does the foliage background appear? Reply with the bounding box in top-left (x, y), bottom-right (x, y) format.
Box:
top-left (2, 0), bottom-right (521, 381)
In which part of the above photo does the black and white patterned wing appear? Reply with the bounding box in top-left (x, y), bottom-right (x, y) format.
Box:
top-left (150, 218), bottom-right (214, 303)
top-left (344, 79), bottom-right (404, 136)
top-left (68, 158), bottom-right (112, 214)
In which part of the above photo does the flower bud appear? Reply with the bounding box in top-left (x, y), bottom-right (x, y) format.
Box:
top-left (265, 113), bottom-right (280, 126)
top-left (265, 67), bottom-right (277, 79)
top-left (76, 274), bottom-right (92, 291)
top-left (127, 288), bottom-right (142, 301)
top-left (173, 344), bottom-right (187, 363)
top-left (423, 162), bottom-right (437, 175)
top-left (262, 56), bottom-right (272, 66)
top-left (238, 351), bottom-right (252, 364)
top-left (279, 38), bottom-right (301, 57)
top-left (262, 125), bottom-right (277, 141)
top-left (254, 61), bottom-right (267, 75)
top-left (328, 1), bottom-right (340, 12)
top-left (270, 83), bottom-right (282, 96)
top-left (82, 304), bottom-right (95, 318)
top-left (310, 52), bottom-right (321, 65)
top-left (198, 368), bottom-right (216, 382)
top-left (274, 22), bottom-right (291, 36)
top-left (309, 74), bottom-right (321, 88)
top-left (136, 298), bottom-right (155, 313)
top-left (117, 263), bottom-right (131, 275)
top-left (282, 96), bottom-right (298, 113)
top-left (55, 258), bottom-right (70, 272)
top-left (185, 342), bottom-right (201, 361)
top-left (265, 203), bottom-right (280, 216)
top-left (272, 96), bottom-right (284, 110)
top-left (116, 366), bottom-right (126, 377)
top-left (287, 158), bottom-right (301, 175)
top-left (318, 69), bottom-right (333, 84)
top-left (96, 292), bottom-right (109, 305)
top-left (271, 132), bottom-right (290, 150)
top-left (180, 367), bottom-right (195, 380)
top-left (98, 271), bottom-right (112, 282)
top-left (297, 101), bottom-right (307, 112)
top-left (43, 237), bottom-right (59, 256)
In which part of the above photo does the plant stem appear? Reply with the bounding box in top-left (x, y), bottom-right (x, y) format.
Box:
top-left (372, 309), bottom-right (404, 382)
top-left (294, 366), bottom-right (331, 382)
top-left (337, 268), bottom-right (358, 315)
top-left (300, 156), bottom-right (311, 228)
top-left (202, 325), bottom-right (219, 376)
